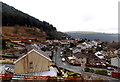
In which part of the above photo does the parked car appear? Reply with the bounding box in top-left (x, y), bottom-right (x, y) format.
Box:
top-left (62, 58), bottom-right (65, 62)
top-left (60, 52), bottom-right (63, 54)
top-left (60, 55), bottom-right (63, 57)
top-left (107, 67), bottom-right (115, 71)
top-left (5, 67), bottom-right (11, 71)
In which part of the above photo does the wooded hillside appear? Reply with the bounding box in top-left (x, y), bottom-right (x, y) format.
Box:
top-left (1, 2), bottom-right (69, 39)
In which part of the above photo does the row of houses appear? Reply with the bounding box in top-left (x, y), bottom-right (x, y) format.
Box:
top-left (66, 52), bottom-right (107, 66)
top-left (7, 37), bottom-right (46, 43)
top-left (63, 40), bottom-right (119, 68)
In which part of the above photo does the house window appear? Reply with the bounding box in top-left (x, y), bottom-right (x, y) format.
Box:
top-left (82, 57), bottom-right (84, 59)
top-left (82, 61), bottom-right (84, 63)
top-left (29, 62), bottom-right (33, 69)
top-left (95, 58), bottom-right (98, 60)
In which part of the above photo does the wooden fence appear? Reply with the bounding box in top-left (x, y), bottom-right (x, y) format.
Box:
top-left (0, 73), bottom-right (83, 82)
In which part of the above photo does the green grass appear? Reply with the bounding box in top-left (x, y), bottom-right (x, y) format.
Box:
top-left (0, 61), bottom-right (13, 64)
top-left (9, 42), bottom-right (15, 45)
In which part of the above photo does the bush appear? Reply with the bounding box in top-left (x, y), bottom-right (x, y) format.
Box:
top-left (100, 70), bottom-right (108, 75)
top-left (9, 43), bottom-right (15, 45)
top-left (84, 67), bottom-right (90, 72)
top-left (0, 61), bottom-right (13, 64)
top-left (95, 69), bottom-right (101, 74)
top-left (95, 69), bottom-right (108, 75)
top-left (90, 69), bottom-right (94, 73)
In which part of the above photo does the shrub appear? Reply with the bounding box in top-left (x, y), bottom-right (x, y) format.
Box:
top-left (100, 69), bottom-right (108, 75)
top-left (84, 67), bottom-right (90, 72)
top-left (90, 69), bottom-right (94, 73)
top-left (9, 43), bottom-right (15, 45)
top-left (0, 61), bottom-right (13, 64)
top-left (95, 69), bottom-right (101, 74)
top-left (95, 69), bottom-right (108, 75)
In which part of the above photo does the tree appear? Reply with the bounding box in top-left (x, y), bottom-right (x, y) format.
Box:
top-left (95, 69), bottom-right (108, 75)
top-left (70, 43), bottom-right (76, 48)
top-left (89, 69), bottom-right (94, 73)
top-left (84, 67), bottom-right (90, 72)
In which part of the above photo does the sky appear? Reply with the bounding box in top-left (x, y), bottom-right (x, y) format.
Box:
top-left (2, 0), bottom-right (120, 33)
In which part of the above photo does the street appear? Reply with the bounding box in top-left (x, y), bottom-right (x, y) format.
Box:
top-left (55, 48), bottom-right (85, 74)
top-left (54, 48), bottom-right (119, 81)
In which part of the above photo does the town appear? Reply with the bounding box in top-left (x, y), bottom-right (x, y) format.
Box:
top-left (1, 1), bottom-right (120, 81)
top-left (0, 36), bottom-right (120, 81)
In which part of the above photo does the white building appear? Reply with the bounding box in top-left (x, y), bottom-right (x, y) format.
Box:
top-left (111, 57), bottom-right (120, 68)
top-left (95, 51), bottom-right (104, 59)
top-left (72, 48), bottom-right (81, 54)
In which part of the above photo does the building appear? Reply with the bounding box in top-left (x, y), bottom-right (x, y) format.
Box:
top-left (94, 51), bottom-right (105, 59)
top-left (10, 39), bottom-right (22, 43)
top-left (111, 57), bottom-right (120, 68)
top-left (86, 54), bottom-right (106, 65)
top-left (14, 46), bottom-right (53, 74)
top-left (72, 47), bottom-right (81, 54)
top-left (73, 52), bottom-right (87, 66)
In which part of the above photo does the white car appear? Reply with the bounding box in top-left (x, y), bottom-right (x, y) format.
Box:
top-left (96, 63), bottom-right (100, 65)
top-left (107, 67), bottom-right (114, 71)
top-left (60, 54), bottom-right (63, 57)
top-left (62, 58), bottom-right (65, 62)
top-left (5, 67), bottom-right (11, 71)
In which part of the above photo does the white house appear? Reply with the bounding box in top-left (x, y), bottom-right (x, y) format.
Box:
top-left (72, 48), bottom-right (81, 54)
top-left (95, 51), bottom-right (104, 59)
top-left (77, 44), bottom-right (87, 50)
top-left (111, 57), bottom-right (120, 68)
top-left (91, 40), bottom-right (98, 46)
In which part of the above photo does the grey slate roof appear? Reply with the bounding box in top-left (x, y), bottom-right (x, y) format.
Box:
top-left (73, 52), bottom-right (87, 59)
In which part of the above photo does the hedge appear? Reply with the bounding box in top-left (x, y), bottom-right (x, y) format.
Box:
top-left (95, 69), bottom-right (108, 75)
top-left (0, 61), bottom-right (13, 64)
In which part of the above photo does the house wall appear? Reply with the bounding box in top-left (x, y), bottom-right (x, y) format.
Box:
top-left (73, 49), bottom-right (81, 54)
top-left (111, 57), bottom-right (120, 67)
top-left (14, 51), bottom-right (51, 73)
top-left (88, 58), bottom-right (106, 65)
top-left (88, 59), bottom-right (98, 65)
top-left (75, 57), bottom-right (86, 66)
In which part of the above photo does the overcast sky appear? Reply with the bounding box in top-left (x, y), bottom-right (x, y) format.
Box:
top-left (2, 0), bottom-right (119, 33)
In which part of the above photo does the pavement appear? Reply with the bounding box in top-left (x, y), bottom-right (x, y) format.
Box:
top-left (0, 64), bottom-right (14, 69)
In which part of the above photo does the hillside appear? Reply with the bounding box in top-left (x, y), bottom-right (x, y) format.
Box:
top-left (65, 31), bottom-right (119, 42)
top-left (2, 26), bottom-right (46, 39)
top-left (1, 2), bottom-right (69, 40)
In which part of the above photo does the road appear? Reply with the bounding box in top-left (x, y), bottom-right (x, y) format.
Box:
top-left (54, 48), bottom-right (119, 81)
top-left (55, 48), bottom-right (85, 74)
